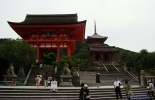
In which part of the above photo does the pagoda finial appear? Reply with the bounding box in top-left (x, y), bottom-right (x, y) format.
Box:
top-left (94, 20), bottom-right (97, 35)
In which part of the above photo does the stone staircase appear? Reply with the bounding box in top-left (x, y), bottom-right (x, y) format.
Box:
top-left (79, 62), bottom-right (139, 86)
top-left (26, 65), bottom-right (54, 86)
top-left (0, 64), bottom-right (150, 100)
top-left (79, 72), bottom-right (96, 86)
top-left (0, 86), bottom-right (150, 100)
top-left (79, 70), bottom-right (139, 86)
top-left (104, 64), bottom-right (118, 72)
top-left (26, 63), bottom-right (139, 87)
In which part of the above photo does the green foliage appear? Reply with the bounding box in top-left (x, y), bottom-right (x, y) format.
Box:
top-left (72, 40), bottom-right (88, 55)
top-left (145, 70), bottom-right (155, 76)
top-left (0, 39), bottom-right (36, 74)
top-left (114, 48), bottom-right (155, 73)
top-left (55, 41), bottom-right (93, 72)
top-left (43, 53), bottom-right (56, 65)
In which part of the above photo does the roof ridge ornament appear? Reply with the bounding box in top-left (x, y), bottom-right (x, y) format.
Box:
top-left (94, 20), bottom-right (97, 35)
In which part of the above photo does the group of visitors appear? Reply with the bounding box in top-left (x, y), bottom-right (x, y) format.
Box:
top-left (34, 67), bottom-right (154, 100)
top-left (95, 70), bottom-right (132, 100)
top-left (114, 77), bottom-right (155, 100)
top-left (96, 75), bottom-right (132, 100)
top-left (34, 68), bottom-right (155, 100)
top-left (95, 71), bottom-right (131, 100)
top-left (35, 72), bottom-right (52, 88)
top-left (96, 70), bottom-right (154, 100)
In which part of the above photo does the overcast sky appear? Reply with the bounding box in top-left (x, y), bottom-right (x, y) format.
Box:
top-left (0, 0), bottom-right (155, 52)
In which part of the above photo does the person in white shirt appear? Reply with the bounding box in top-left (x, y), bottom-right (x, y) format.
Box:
top-left (148, 80), bottom-right (155, 98)
top-left (114, 78), bottom-right (122, 100)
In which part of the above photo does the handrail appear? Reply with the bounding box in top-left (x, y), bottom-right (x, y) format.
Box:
top-left (145, 76), bottom-right (155, 78)
top-left (23, 65), bottom-right (33, 86)
top-left (124, 69), bottom-right (139, 81)
top-left (102, 63), bottom-right (109, 72)
top-left (113, 64), bottom-right (120, 72)
top-left (129, 71), bottom-right (138, 79)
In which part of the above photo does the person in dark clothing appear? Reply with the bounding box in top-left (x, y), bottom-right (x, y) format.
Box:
top-left (83, 84), bottom-right (90, 100)
top-left (44, 72), bottom-right (48, 87)
top-left (48, 75), bottom-right (52, 86)
top-left (79, 83), bottom-right (84, 100)
top-left (96, 71), bottom-right (101, 88)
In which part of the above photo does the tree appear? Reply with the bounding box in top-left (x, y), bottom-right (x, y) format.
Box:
top-left (114, 48), bottom-right (155, 73)
top-left (0, 39), bottom-right (36, 75)
top-left (43, 53), bottom-right (56, 65)
top-left (55, 40), bottom-right (93, 72)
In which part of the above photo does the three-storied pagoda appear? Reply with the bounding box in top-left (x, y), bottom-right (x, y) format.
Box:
top-left (87, 22), bottom-right (118, 63)
top-left (8, 14), bottom-right (86, 60)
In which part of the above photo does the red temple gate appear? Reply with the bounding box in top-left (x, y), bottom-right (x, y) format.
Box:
top-left (8, 14), bottom-right (86, 61)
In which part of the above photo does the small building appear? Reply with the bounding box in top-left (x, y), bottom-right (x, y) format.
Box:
top-left (8, 14), bottom-right (86, 61)
top-left (86, 22), bottom-right (118, 63)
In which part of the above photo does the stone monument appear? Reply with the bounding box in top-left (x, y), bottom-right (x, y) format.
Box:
top-left (59, 63), bottom-right (73, 86)
top-left (3, 63), bottom-right (17, 81)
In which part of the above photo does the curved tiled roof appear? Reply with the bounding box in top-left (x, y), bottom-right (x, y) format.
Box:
top-left (89, 46), bottom-right (118, 52)
top-left (87, 33), bottom-right (107, 39)
top-left (8, 14), bottom-right (86, 25)
top-left (86, 33), bottom-right (108, 44)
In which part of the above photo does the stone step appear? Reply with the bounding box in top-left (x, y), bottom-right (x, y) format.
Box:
top-left (104, 64), bottom-right (118, 71)
top-left (0, 86), bottom-right (149, 100)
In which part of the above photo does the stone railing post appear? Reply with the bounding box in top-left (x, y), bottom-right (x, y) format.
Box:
top-left (140, 70), bottom-right (145, 86)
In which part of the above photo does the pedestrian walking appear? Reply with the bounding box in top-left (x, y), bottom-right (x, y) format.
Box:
top-left (124, 81), bottom-right (133, 100)
top-left (96, 71), bottom-right (101, 88)
top-left (44, 72), bottom-right (48, 87)
top-left (35, 75), bottom-right (40, 87)
top-left (148, 80), bottom-right (155, 99)
top-left (114, 78), bottom-right (122, 100)
top-left (48, 75), bottom-right (52, 86)
top-left (79, 83), bottom-right (84, 100)
top-left (35, 73), bottom-right (42, 87)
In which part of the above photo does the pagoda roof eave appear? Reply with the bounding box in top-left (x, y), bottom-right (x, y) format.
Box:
top-left (7, 14), bottom-right (85, 25)
top-left (86, 37), bottom-right (108, 44)
top-left (90, 45), bottom-right (116, 48)
top-left (89, 47), bottom-right (118, 52)
top-left (7, 20), bottom-right (86, 26)
top-left (8, 21), bottom-right (86, 40)
top-left (87, 35), bottom-right (108, 39)
top-left (26, 14), bottom-right (77, 17)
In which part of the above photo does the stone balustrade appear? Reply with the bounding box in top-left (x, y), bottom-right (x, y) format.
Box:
top-left (140, 70), bottom-right (155, 86)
